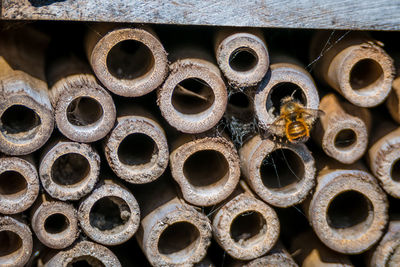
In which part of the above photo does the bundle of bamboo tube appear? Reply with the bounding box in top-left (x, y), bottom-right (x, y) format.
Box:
top-left (0, 22), bottom-right (399, 267)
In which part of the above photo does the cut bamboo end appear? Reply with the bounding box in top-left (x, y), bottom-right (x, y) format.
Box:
top-left (0, 156), bottom-right (39, 214)
top-left (170, 136), bottom-right (240, 206)
top-left (240, 135), bottom-right (316, 207)
top-left (39, 141), bottom-right (100, 201)
top-left (158, 58), bottom-right (227, 133)
top-left (0, 71), bottom-right (54, 155)
top-left (45, 240), bottom-right (121, 267)
top-left (314, 93), bottom-right (370, 164)
top-left (308, 169), bottom-right (388, 254)
top-left (387, 77), bottom-right (400, 124)
top-left (311, 32), bottom-right (394, 107)
top-left (370, 221), bottom-right (400, 267)
top-left (254, 63), bottom-right (319, 132)
top-left (368, 127), bottom-right (400, 198)
top-left (138, 198), bottom-right (212, 266)
top-left (86, 27), bottom-right (168, 97)
top-left (78, 180), bottom-right (140, 246)
top-left (50, 74), bottom-right (116, 143)
top-left (244, 245), bottom-right (298, 267)
top-left (104, 115), bottom-right (169, 184)
top-left (212, 193), bottom-right (279, 260)
top-left (31, 198), bottom-right (78, 249)
top-left (0, 216), bottom-right (32, 267)
top-left (215, 31), bottom-right (269, 87)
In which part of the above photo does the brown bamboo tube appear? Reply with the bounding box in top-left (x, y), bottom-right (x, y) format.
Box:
top-left (307, 162), bottom-right (388, 254)
top-left (215, 29), bottom-right (269, 87)
top-left (370, 221), bottom-right (400, 267)
top-left (0, 156), bottom-right (39, 214)
top-left (45, 240), bottom-right (121, 266)
top-left (78, 179), bottom-right (140, 246)
top-left (0, 215), bottom-right (33, 267)
top-left (254, 63), bottom-right (320, 132)
top-left (47, 47), bottom-right (116, 142)
top-left (85, 24), bottom-right (168, 97)
top-left (291, 230), bottom-right (353, 267)
top-left (31, 194), bottom-right (78, 249)
top-left (212, 182), bottom-right (280, 260)
top-left (0, 27), bottom-right (54, 155)
top-left (387, 77), bottom-right (400, 123)
top-left (157, 48), bottom-right (227, 133)
top-left (39, 140), bottom-right (100, 201)
top-left (104, 106), bottom-right (169, 184)
top-left (240, 135), bottom-right (316, 207)
top-left (368, 125), bottom-right (400, 198)
top-left (170, 134), bottom-right (240, 206)
top-left (134, 175), bottom-right (212, 266)
top-left (310, 31), bottom-right (394, 107)
top-left (313, 93), bottom-right (371, 164)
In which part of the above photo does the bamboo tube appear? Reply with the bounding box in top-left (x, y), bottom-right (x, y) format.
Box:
top-left (313, 93), bottom-right (371, 164)
top-left (215, 29), bottom-right (269, 87)
top-left (368, 124), bottom-right (400, 198)
top-left (0, 215), bottom-right (33, 267)
top-left (39, 139), bottom-right (100, 201)
top-left (157, 44), bottom-right (227, 134)
top-left (254, 63), bottom-right (320, 132)
top-left (78, 179), bottom-right (140, 246)
top-left (307, 161), bottom-right (388, 254)
top-left (134, 176), bottom-right (212, 266)
top-left (239, 135), bottom-right (316, 207)
top-left (212, 182), bottom-right (280, 260)
top-left (0, 155), bottom-right (39, 214)
top-left (45, 240), bottom-right (121, 266)
top-left (370, 220), bottom-right (400, 267)
top-left (169, 133), bottom-right (240, 206)
top-left (291, 230), bottom-right (353, 267)
top-left (0, 26), bottom-right (54, 155)
top-left (387, 77), bottom-right (400, 123)
top-left (47, 43), bottom-right (116, 143)
top-left (85, 24), bottom-right (168, 97)
top-left (31, 194), bottom-right (79, 250)
top-left (310, 31), bottom-right (394, 107)
top-left (104, 105), bottom-right (169, 184)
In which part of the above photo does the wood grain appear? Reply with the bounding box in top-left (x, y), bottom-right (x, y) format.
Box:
top-left (2, 0), bottom-right (400, 30)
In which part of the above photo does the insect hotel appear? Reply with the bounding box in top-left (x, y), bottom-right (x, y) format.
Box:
top-left (0, 0), bottom-right (399, 266)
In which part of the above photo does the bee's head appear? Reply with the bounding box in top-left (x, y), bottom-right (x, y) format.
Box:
top-left (280, 96), bottom-right (294, 105)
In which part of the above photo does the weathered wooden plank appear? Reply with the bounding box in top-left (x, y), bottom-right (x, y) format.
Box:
top-left (2, 0), bottom-right (400, 31)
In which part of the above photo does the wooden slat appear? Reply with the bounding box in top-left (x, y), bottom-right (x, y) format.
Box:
top-left (2, 0), bottom-right (400, 31)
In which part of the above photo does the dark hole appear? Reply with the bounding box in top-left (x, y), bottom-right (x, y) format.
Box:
top-left (158, 222), bottom-right (200, 255)
top-left (0, 231), bottom-right (22, 257)
top-left (269, 83), bottom-right (306, 116)
top-left (118, 133), bottom-right (156, 165)
top-left (89, 196), bottom-right (130, 231)
top-left (0, 171), bottom-right (27, 196)
top-left (183, 150), bottom-right (229, 187)
top-left (260, 149), bottom-right (304, 190)
top-left (107, 40), bottom-right (154, 80)
top-left (44, 213), bottom-right (69, 234)
top-left (228, 91), bottom-right (250, 108)
top-left (172, 78), bottom-right (215, 115)
top-left (51, 153), bottom-right (90, 186)
top-left (0, 105), bottom-right (41, 135)
top-left (229, 47), bottom-right (258, 72)
top-left (67, 97), bottom-right (104, 126)
top-left (350, 59), bottom-right (383, 90)
top-left (68, 256), bottom-right (105, 267)
top-left (327, 190), bottom-right (372, 229)
top-left (230, 211), bottom-right (266, 243)
top-left (391, 158), bottom-right (400, 182)
top-left (334, 129), bottom-right (357, 149)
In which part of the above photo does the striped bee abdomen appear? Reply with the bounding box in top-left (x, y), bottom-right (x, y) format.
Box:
top-left (287, 121), bottom-right (307, 140)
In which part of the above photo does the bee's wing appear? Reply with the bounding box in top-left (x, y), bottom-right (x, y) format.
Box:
top-left (266, 116), bottom-right (286, 136)
top-left (302, 108), bottom-right (325, 120)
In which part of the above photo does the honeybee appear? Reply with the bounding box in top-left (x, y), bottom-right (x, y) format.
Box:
top-left (268, 96), bottom-right (323, 143)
